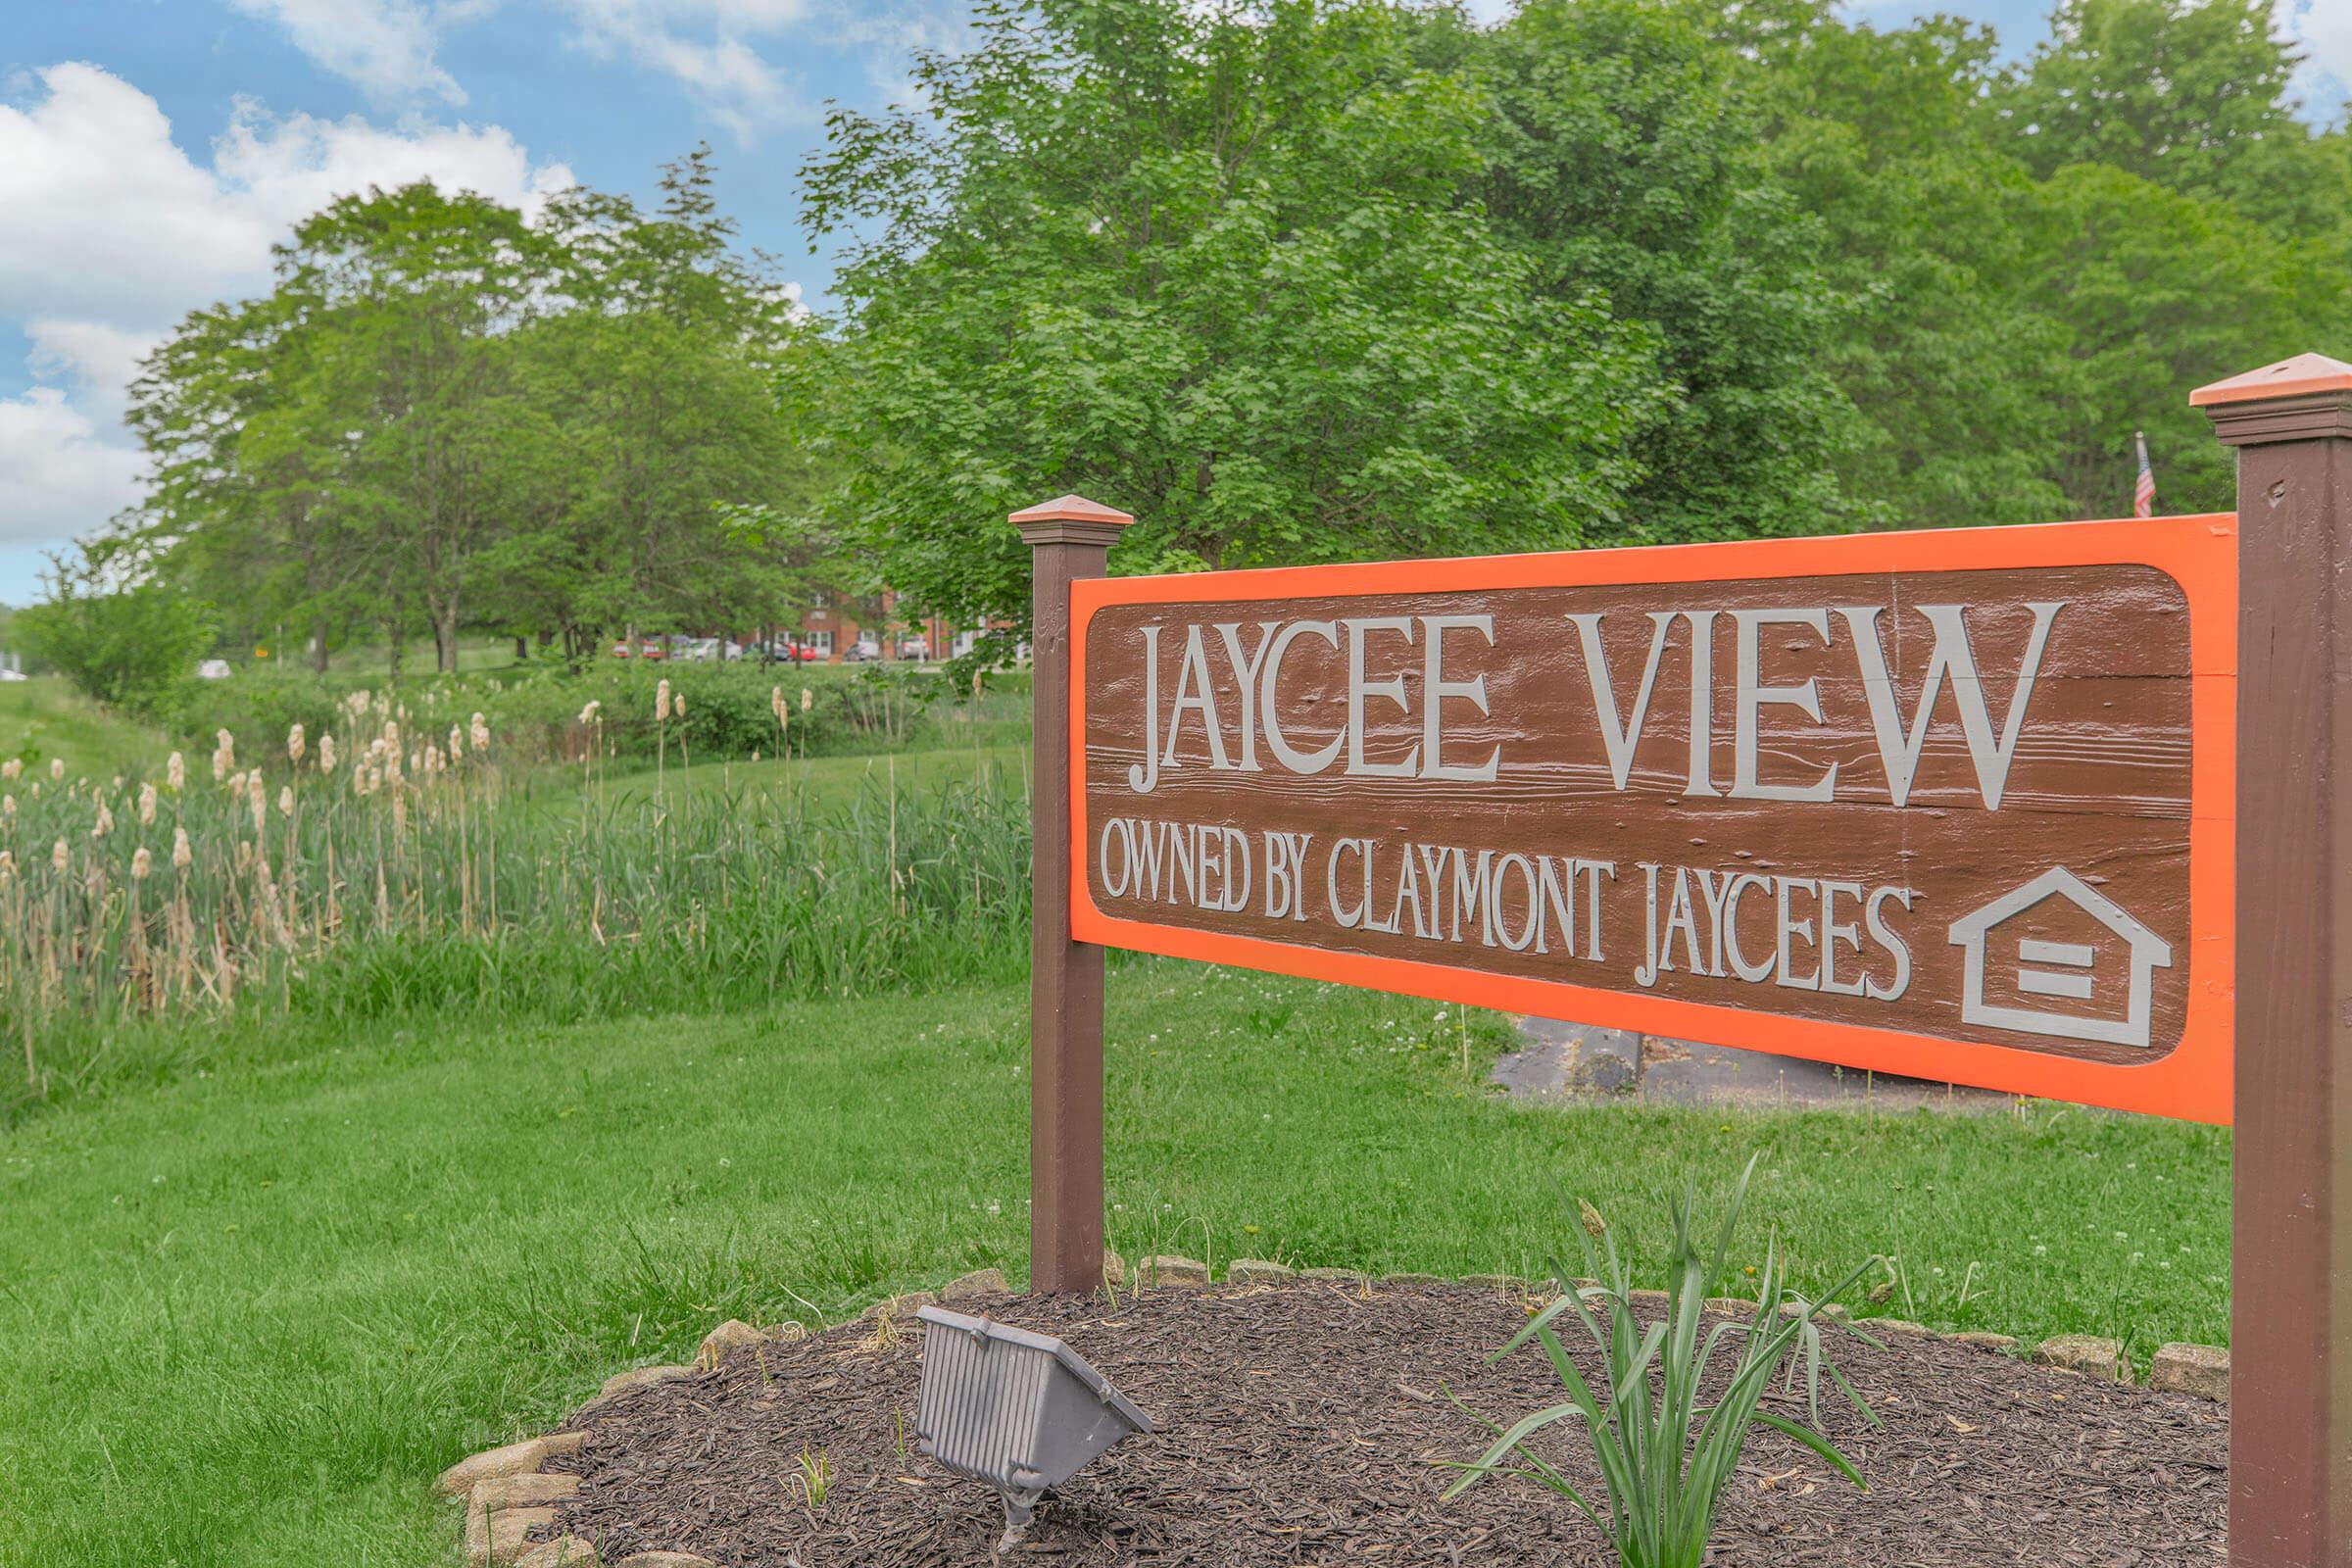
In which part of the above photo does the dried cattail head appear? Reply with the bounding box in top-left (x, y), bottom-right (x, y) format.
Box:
top-left (287, 723), bottom-right (306, 764)
top-left (801, 687), bottom-right (813, 712)
top-left (91, 801), bottom-right (113, 839)
top-left (423, 745), bottom-right (443, 775)
top-left (0, 795), bottom-right (12, 819)
top-left (673, 692), bottom-right (687, 720)
top-left (278, 785), bottom-right (293, 818)
top-left (0, 759), bottom-right (18, 782)
top-left (751, 749), bottom-right (760, 763)
top-left (392, 792), bottom-right (407, 835)
top-left (657, 678), bottom-right (672, 722)
top-left (579, 700), bottom-right (602, 725)
top-left (131, 846), bottom-right (152, 882)
top-left (213, 729), bottom-right (234, 780)
top-left (167, 751), bottom-right (185, 790)
top-left (50, 838), bottom-right (67, 874)
top-left (0, 851), bottom-right (13, 882)
top-left (172, 825), bottom-right (191, 869)
top-left (138, 782), bottom-right (157, 826)
top-left (448, 725), bottom-right (463, 760)
top-left (346, 690), bottom-right (371, 718)
top-left (318, 734), bottom-right (336, 774)
top-left (49, 758), bottom-right (64, 782)
top-left (1578, 1199), bottom-right (1608, 1240)
top-left (407, 748), bottom-right (420, 775)
top-left (470, 712), bottom-right (489, 752)
top-left (248, 774), bottom-right (266, 835)
top-left (235, 839), bottom-right (252, 870)
top-left (368, 737), bottom-right (386, 762)
top-left (770, 686), bottom-right (784, 721)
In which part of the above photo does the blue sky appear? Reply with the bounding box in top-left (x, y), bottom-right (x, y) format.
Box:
top-left (0, 0), bottom-right (2344, 605)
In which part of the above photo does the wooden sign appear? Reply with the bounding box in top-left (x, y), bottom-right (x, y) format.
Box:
top-left (1066, 518), bottom-right (2235, 1122)
top-left (1015, 351), bottom-right (2352, 1568)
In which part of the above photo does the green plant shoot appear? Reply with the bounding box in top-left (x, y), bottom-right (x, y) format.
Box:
top-left (1444, 1155), bottom-right (1880, 1568)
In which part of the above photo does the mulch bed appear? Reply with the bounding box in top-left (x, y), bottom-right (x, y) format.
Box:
top-left (544, 1282), bottom-right (2225, 1566)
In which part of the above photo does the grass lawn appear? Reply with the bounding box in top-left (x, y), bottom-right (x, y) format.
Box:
top-left (0, 963), bottom-right (2229, 1567)
top-left (0, 676), bottom-right (165, 778)
top-left (562, 740), bottom-right (1028, 809)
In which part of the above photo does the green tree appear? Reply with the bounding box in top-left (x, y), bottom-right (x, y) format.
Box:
top-left (796, 0), bottom-right (1666, 643)
top-left (1465, 0), bottom-right (1859, 538)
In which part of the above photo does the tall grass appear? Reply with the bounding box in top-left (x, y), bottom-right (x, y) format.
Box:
top-left (1, 696), bottom-right (1031, 1118)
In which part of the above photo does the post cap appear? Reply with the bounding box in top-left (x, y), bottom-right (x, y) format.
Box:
top-left (1010, 494), bottom-right (1134, 548)
top-left (2189, 353), bottom-right (2352, 408)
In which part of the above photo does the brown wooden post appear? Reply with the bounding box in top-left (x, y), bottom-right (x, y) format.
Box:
top-left (2198, 352), bottom-right (2352, 1566)
top-left (1011, 493), bottom-right (1134, 1294)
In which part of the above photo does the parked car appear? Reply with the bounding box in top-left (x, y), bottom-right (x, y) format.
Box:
top-left (675, 637), bottom-right (724, 662)
top-left (847, 637), bottom-right (881, 662)
top-left (898, 637), bottom-right (931, 661)
top-left (196, 659), bottom-right (232, 680)
top-left (610, 640), bottom-right (665, 660)
top-left (766, 641), bottom-right (823, 663)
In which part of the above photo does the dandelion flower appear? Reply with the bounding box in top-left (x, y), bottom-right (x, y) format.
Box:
top-left (50, 839), bottom-right (67, 874)
top-left (318, 734), bottom-right (336, 774)
top-left (92, 801), bottom-right (113, 839)
top-left (469, 712), bottom-right (489, 751)
top-left (657, 678), bottom-right (672, 722)
top-left (172, 825), bottom-right (191, 869)
top-left (131, 846), bottom-right (152, 881)
top-left (167, 751), bottom-right (185, 790)
top-left (50, 758), bottom-right (64, 782)
top-left (278, 785), bottom-right (293, 817)
top-left (137, 782), bottom-right (157, 826)
top-left (287, 723), bottom-right (306, 764)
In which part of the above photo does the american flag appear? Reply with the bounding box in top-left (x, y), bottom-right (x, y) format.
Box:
top-left (2132, 430), bottom-right (2156, 518)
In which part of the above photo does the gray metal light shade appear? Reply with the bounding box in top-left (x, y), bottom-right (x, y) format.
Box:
top-left (912, 1305), bottom-right (1153, 1547)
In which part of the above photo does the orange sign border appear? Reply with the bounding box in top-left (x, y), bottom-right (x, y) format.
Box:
top-left (1068, 514), bottom-right (2238, 1124)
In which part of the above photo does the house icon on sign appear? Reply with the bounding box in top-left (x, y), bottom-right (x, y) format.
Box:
top-left (1946, 866), bottom-right (2173, 1049)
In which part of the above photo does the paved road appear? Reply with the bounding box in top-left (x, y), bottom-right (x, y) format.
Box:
top-left (1493, 1016), bottom-right (2015, 1112)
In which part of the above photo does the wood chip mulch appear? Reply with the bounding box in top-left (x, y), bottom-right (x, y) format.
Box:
top-left (543, 1282), bottom-right (2225, 1566)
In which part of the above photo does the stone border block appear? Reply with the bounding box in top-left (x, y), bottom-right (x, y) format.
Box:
top-left (2149, 1342), bottom-right (2230, 1399)
top-left (2034, 1334), bottom-right (2131, 1383)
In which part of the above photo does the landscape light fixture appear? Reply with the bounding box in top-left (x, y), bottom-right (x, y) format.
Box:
top-left (912, 1304), bottom-right (1153, 1548)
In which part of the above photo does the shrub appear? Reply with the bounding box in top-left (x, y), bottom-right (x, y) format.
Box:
top-left (14, 566), bottom-right (216, 717)
top-left (1445, 1157), bottom-right (1878, 1567)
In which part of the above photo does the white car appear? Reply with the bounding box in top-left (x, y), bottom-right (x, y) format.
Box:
top-left (674, 638), bottom-right (723, 662)
top-left (197, 659), bottom-right (232, 680)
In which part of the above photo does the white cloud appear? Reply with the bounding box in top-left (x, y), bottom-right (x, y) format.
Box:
top-left (0, 389), bottom-right (144, 545)
top-left (558, 0), bottom-right (814, 137)
top-left (228, 0), bottom-right (467, 105)
top-left (2278, 0), bottom-right (2352, 121)
top-left (0, 63), bottom-right (573, 585)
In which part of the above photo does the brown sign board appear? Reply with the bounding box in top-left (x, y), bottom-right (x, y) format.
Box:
top-left (1067, 518), bottom-right (2235, 1121)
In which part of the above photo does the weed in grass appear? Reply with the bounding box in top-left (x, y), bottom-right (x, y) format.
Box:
top-left (1444, 1157), bottom-right (1878, 1568)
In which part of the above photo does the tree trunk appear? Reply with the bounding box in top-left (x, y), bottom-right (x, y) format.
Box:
top-left (433, 601), bottom-right (461, 675)
top-left (310, 618), bottom-right (330, 674)
top-left (514, 635), bottom-right (527, 662)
